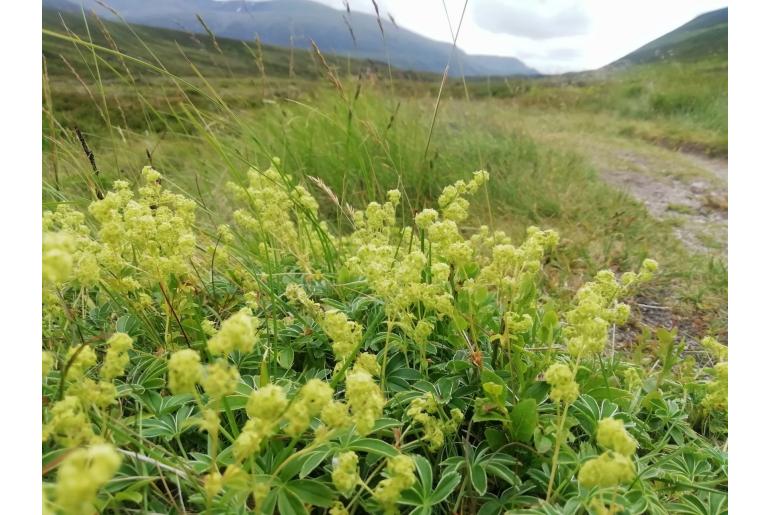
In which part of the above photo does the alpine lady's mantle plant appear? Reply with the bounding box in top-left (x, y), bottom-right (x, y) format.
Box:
top-left (42, 164), bottom-right (727, 514)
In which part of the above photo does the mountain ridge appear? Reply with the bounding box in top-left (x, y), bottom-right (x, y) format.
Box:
top-left (42, 0), bottom-right (539, 77)
top-left (42, 5), bottom-right (421, 80)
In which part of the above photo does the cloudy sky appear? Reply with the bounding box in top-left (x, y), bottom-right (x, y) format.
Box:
top-left (309, 0), bottom-right (727, 73)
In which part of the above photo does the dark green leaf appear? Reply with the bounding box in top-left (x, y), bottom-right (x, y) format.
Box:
top-left (412, 454), bottom-right (433, 495)
top-left (371, 418), bottom-right (402, 433)
top-left (534, 430), bottom-right (553, 454)
top-left (486, 463), bottom-right (520, 487)
top-left (277, 346), bottom-right (294, 369)
top-left (116, 315), bottom-right (142, 335)
top-left (277, 489), bottom-right (307, 515)
top-left (470, 463), bottom-right (488, 495)
top-left (509, 398), bottom-right (538, 442)
top-left (347, 438), bottom-right (398, 458)
top-left (286, 480), bottom-right (335, 507)
top-left (430, 471), bottom-right (461, 504)
top-left (298, 449), bottom-right (331, 479)
top-left (521, 381), bottom-right (550, 404)
top-left (484, 428), bottom-right (507, 450)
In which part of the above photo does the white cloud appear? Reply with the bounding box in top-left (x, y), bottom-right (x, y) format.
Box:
top-left (308, 0), bottom-right (727, 73)
top-left (473, 0), bottom-right (590, 39)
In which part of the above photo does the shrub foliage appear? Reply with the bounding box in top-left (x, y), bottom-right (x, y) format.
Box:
top-left (42, 163), bottom-right (727, 514)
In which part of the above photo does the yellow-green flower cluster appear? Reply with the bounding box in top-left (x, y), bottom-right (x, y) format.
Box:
top-left (413, 173), bottom-right (489, 270)
top-left (45, 336), bottom-right (135, 445)
top-left (246, 384), bottom-right (288, 421)
top-left (51, 333), bottom-right (133, 426)
top-left (235, 378), bottom-right (352, 459)
top-left (42, 231), bottom-right (76, 284)
top-left (201, 360), bottom-right (240, 401)
top-left (406, 393), bottom-right (463, 451)
top-left (332, 451), bottom-right (360, 496)
top-left (66, 345), bottom-right (97, 380)
top-left (578, 417), bottom-right (637, 489)
top-left (564, 277), bottom-right (619, 357)
top-left (283, 379), bottom-right (334, 437)
top-left (42, 204), bottom-right (101, 286)
top-left (353, 352), bottom-right (380, 377)
top-left (345, 238), bottom-right (450, 320)
top-left (698, 336), bottom-right (727, 413)
top-left (54, 444), bottom-right (121, 515)
top-left (235, 384), bottom-right (288, 460)
top-left (504, 311), bottom-right (534, 336)
top-left (228, 160), bottom-right (328, 262)
top-left (340, 177), bottom-right (503, 329)
top-left (100, 332), bottom-right (133, 381)
top-left (596, 418), bottom-right (637, 456)
top-left (207, 308), bottom-right (258, 356)
top-left (469, 225), bottom-right (512, 263)
top-left (61, 345), bottom-right (121, 409)
top-left (284, 283), bottom-right (322, 314)
top-left (578, 451), bottom-right (636, 489)
top-left (167, 349), bottom-right (202, 395)
top-left (345, 192), bottom-right (418, 294)
top-left (437, 171), bottom-right (489, 223)
top-left (43, 351), bottom-right (55, 378)
top-left (87, 167), bottom-right (197, 286)
top-left (203, 470), bottom-right (224, 499)
top-left (623, 367), bottom-right (643, 391)
top-left (321, 400), bottom-right (351, 430)
top-left (563, 262), bottom-right (656, 358)
top-left (201, 319), bottom-right (218, 337)
top-left (197, 408), bottom-right (220, 435)
top-left (43, 395), bottom-right (96, 447)
top-left (346, 172), bottom-right (544, 345)
top-left (373, 454), bottom-right (417, 514)
top-left (702, 336), bottom-right (728, 362)
top-left (703, 362), bottom-right (728, 413)
top-left (425, 219), bottom-right (472, 268)
top-left (345, 369), bottom-right (385, 435)
top-left (588, 497), bottom-right (617, 515)
top-left (232, 423), bottom-right (268, 464)
top-left (411, 319), bottom-right (434, 347)
top-left (343, 181), bottom-right (462, 325)
top-left (545, 363), bottom-right (579, 405)
top-left (414, 208), bottom-right (438, 230)
top-left (68, 379), bottom-right (118, 410)
top-left (620, 258), bottom-right (659, 286)
top-left (477, 226), bottom-right (558, 304)
top-left (320, 309), bottom-right (363, 362)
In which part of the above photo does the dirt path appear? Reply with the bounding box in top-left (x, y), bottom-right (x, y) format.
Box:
top-left (599, 149), bottom-right (727, 257)
top-left (512, 109), bottom-right (728, 257)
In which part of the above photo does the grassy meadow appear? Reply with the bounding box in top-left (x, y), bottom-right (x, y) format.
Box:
top-left (42, 8), bottom-right (728, 515)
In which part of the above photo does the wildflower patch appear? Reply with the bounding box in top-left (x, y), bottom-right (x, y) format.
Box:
top-left (42, 165), bottom-right (727, 513)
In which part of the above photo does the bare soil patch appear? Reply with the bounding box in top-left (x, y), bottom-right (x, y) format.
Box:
top-left (598, 149), bottom-right (727, 257)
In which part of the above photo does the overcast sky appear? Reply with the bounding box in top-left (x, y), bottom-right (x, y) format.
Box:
top-left (308, 0), bottom-right (727, 73)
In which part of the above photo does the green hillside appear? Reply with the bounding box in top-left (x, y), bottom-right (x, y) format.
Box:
top-left (612, 7), bottom-right (727, 65)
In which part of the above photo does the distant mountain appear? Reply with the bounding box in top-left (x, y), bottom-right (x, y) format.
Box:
top-left (611, 7), bottom-right (727, 66)
top-left (43, 6), bottom-right (410, 80)
top-left (42, 0), bottom-right (538, 77)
